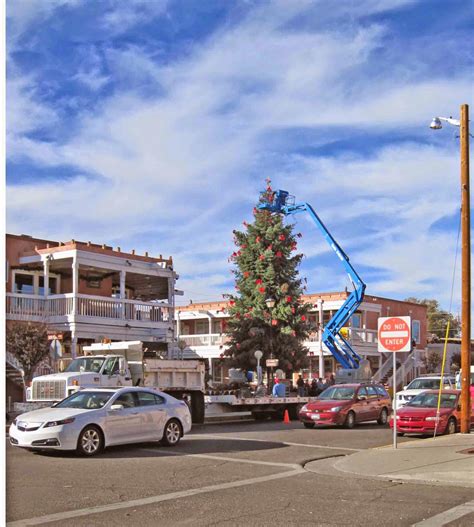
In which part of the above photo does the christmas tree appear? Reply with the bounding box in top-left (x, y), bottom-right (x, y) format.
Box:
top-left (224, 180), bottom-right (312, 376)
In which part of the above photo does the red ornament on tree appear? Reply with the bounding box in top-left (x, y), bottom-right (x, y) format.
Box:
top-left (266, 244), bottom-right (273, 251)
top-left (229, 300), bottom-right (235, 306)
top-left (256, 236), bottom-right (261, 243)
top-left (301, 315), bottom-right (306, 322)
top-left (271, 319), bottom-right (278, 326)
top-left (259, 254), bottom-right (265, 260)
top-left (286, 296), bottom-right (292, 302)
top-left (275, 251), bottom-right (282, 258)
top-left (279, 234), bottom-right (286, 241)
top-left (243, 271), bottom-right (250, 278)
top-left (259, 287), bottom-right (265, 293)
top-left (255, 278), bottom-right (262, 284)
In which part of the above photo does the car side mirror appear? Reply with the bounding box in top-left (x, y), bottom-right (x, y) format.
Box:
top-left (403, 386), bottom-right (407, 390)
top-left (457, 404), bottom-right (462, 411)
top-left (110, 404), bottom-right (124, 411)
top-left (358, 395), bottom-right (367, 401)
top-left (50, 402), bottom-right (58, 408)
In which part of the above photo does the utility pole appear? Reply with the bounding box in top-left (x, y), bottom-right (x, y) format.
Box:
top-left (460, 104), bottom-right (471, 434)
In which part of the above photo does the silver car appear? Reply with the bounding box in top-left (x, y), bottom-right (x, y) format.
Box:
top-left (9, 387), bottom-right (192, 456)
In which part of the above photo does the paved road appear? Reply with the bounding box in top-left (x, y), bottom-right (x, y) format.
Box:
top-left (6, 421), bottom-right (474, 526)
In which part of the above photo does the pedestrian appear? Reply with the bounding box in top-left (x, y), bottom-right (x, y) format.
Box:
top-left (317, 377), bottom-right (325, 394)
top-left (304, 379), bottom-right (310, 396)
top-left (296, 375), bottom-right (305, 397)
top-left (310, 378), bottom-right (318, 396)
top-left (272, 378), bottom-right (286, 397)
top-left (329, 373), bottom-right (335, 385)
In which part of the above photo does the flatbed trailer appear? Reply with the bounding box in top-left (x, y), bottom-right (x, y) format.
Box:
top-left (205, 394), bottom-right (318, 420)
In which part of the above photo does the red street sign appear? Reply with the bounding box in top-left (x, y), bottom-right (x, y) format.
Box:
top-left (377, 316), bottom-right (411, 352)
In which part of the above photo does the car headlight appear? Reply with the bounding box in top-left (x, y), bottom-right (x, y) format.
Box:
top-left (330, 406), bottom-right (342, 412)
top-left (44, 417), bottom-right (75, 428)
top-left (425, 416), bottom-right (442, 421)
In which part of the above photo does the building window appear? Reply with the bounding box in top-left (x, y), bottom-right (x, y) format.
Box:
top-left (195, 320), bottom-right (209, 335)
top-left (212, 320), bottom-right (222, 333)
top-left (14, 273), bottom-right (34, 294)
top-left (351, 313), bottom-right (362, 328)
top-left (412, 320), bottom-right (421, 345)
top-left (39, 276), bottom-right (58, 295)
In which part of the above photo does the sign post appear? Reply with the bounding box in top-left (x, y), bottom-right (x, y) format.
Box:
top-left (378, 316), bottom-right (411, 449)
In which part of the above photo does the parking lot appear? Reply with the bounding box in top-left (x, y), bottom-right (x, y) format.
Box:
top-left (6, 420), bottom-right (474, 526)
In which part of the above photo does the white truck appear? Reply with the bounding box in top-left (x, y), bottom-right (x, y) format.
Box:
top-left (22, 341), bottom-right (206, 423)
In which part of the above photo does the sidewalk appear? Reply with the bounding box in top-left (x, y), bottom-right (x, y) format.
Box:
top-left (306, 433), bottom-right (474, 488)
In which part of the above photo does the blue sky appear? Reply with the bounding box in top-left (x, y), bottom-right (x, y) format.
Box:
top-left (6, 0), bottom-right (473, 314)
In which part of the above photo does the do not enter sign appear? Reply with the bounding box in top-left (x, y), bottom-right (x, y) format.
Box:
top-left (378, 316), bottom-right (411, 352)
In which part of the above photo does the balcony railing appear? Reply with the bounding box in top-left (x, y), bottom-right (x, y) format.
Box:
top-left (180, 334), bottom-right (228, 347)
top-left (180, 328), bottom-right (378, 348)
top-left (6, 293), bottom-right (171, 325)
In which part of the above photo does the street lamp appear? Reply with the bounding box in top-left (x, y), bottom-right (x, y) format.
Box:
top-left (430, 104), bottom-right (471, 434)
top-left (264, 297), bottom-right (276, 388)
top-left (254, 350), bottom-right (263, 385)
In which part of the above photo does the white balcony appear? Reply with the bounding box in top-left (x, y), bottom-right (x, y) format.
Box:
top-left (180, 328), bottom-right (378, 351)
top-left (6, 293), bottom-right (171, 328)
top-left (180, 334), bottom-right (228, 347)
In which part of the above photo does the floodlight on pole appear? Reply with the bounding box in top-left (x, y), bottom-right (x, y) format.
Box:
top-left (430, 104), bottom-right (471, 434)
top-left (429, 116), bottom-right (461, 129)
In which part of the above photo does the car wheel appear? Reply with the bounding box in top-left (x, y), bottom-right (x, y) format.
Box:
top-left (377, 408), bottom-right (388, 425)
top-left (161, 419), bottom-right (182, 447)
top-left (344, 411), bottom-right (356, 429)
top-left (77, 425), bottom-right (103, 456)
top-left (445, 417), bottom-right (457, 435)
top-left (303, 422), bottom-right (315, 429)
top-left (396, 432), bottom-right (404, 437)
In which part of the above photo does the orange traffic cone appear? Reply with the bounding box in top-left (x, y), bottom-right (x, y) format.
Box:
top-left (283, 409), bottom-right (291, 424)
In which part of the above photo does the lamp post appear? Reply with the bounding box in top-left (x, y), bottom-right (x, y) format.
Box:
top-left (254, 350), bottom-right (263, 385)
top-left (265, 298), bottom-right (276, 388)
top-left (430, 104), bottom-right (471, 433)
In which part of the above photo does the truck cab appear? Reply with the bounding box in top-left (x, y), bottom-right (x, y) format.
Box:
top-left (27, 354), bottom-right (132, 402)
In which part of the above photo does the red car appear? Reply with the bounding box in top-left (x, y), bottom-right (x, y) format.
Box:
top-left (298, 383), bottom-right (391, 429)
top-left (389, 389), bottom-right (474, 436)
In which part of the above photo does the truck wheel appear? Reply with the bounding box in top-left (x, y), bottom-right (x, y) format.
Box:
top-left (344, 411), bottom-right (356, 429)
top-left (190, 392), bottom-right (205, 424)
top-left (76, 425), bottom-right (104, 456)
top-left (252, 412), bottom-right (267, 421)
top-left (161, 419), bottom-right (182, 447)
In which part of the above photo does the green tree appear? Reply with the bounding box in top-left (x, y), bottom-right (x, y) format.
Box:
top-left (421, 349), bottom-right (442, 373)
top-left (224, 181), bottom-right (312, 375)
top-left (6, 322), bottom-right (50, 382)
top-left (404, 298), bottom-right (460, 340)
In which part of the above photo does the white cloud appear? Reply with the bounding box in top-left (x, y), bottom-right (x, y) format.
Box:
top-left (6, 0), bottom-right (472, 313)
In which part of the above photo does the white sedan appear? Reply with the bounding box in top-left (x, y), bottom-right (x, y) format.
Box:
top-left (9, 387), bottom-right (192, 456)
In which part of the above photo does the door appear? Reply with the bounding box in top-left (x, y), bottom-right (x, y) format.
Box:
top-left (101, 357), bottom-right (123, 387)
top-left (354, 387), bottom-right (370, 422)
top-left (135, 391), bottom-right (168, 440)
top-left (365, 385), bottom-right (381, 421)
top-left (105, 391), bottom-right (142, 445)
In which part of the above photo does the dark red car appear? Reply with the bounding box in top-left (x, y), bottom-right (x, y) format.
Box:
top-left (298, 383), bottom-right (391, 429)
top-left (389, 389), bottom-right (474, 436)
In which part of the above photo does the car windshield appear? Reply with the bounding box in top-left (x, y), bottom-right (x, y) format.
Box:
top-left (65, 357), bottom-right (105, 373)
top-left (318, 386), bottom-right (356, 400)
top-left (55, 391), bottom-right (113, 409)
top-left (406, 393), bottom-right (458, 409)
top-left (406, 379), bottom-right (444, 390)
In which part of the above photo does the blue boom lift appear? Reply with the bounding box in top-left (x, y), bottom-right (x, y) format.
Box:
top-left (258, 189), bottom-right (366, 370)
